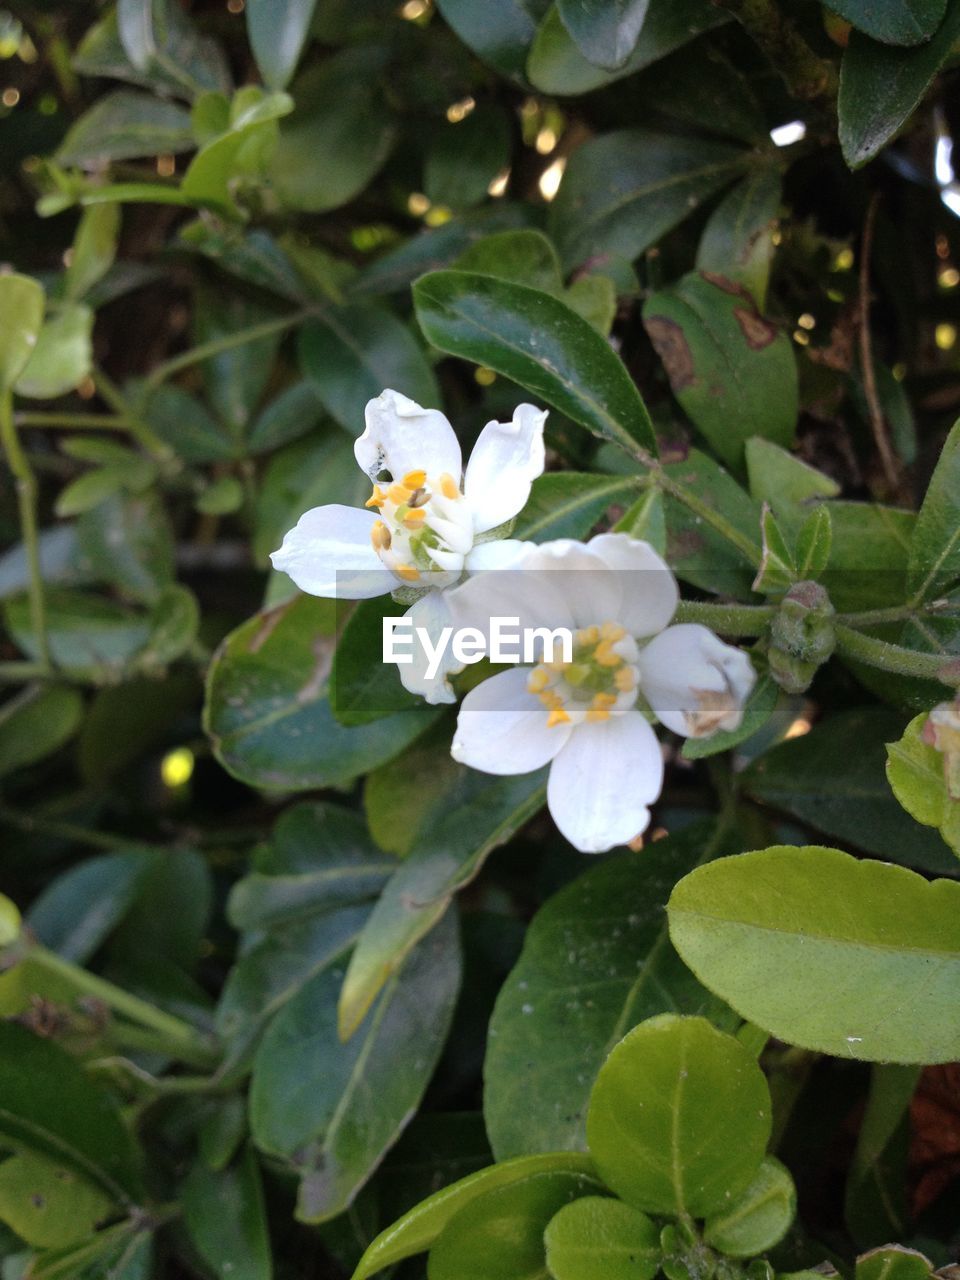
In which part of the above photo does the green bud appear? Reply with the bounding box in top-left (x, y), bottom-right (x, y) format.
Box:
top-left (769, 581), bottom-right (836, 693)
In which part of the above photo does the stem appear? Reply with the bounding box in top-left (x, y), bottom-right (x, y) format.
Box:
top-left (92, 369), bottom-right (174, 462)
top-left (0, 661), bottom-right (58, 683)
top-left (652, 466), bottom-right (763, 565)
top-left (709, 0), bottom-right (837, 100)
top-left (840, 601), bottom-right (960, 627)
top-left (858, 193), bottom-right (903, 498)
top-left (0, 390), bottom-right (50, 667)
top-left (0, 802), bottom-right (157, 851)
top-left (835, 623), bottom-right (960, 685)
top-left (675, 600), bottom-right (775, 635)
top-left (16, 411), bottom-right (129, 431)
top-left (141, 309), bottom-right (311, 395)
top-left (26, 944), bottom-right (218, 1064)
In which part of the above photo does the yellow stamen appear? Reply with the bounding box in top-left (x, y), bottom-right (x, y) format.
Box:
top-left (370, 520), bottom-right (391, 551)
top-left (403, 508), bottom-right (427, 528)
top-left (402, 469), bottom-right (427, 488)
top-left (440, 472), bottom-right (459, 500)
top-left (387, 482), bottom-right (411, 505)
top-left (576, 625), bottom-right (599, 647)
top-left (528, 668), bottom-right (550, 694)
top-left (600, 622), bottom-right (626, 642)
top-left (594, 640), bottom-right (623, 668)
top-left (546, 705), bottom-right (571, 728)
top-left (592, 692), bottom-right (617, 709)
top-left (614, 667), bottom-right (637, 691)
top-left (586, 708), bottom-right (611, 723)
top-left (394, 563), bottom-right (420, 582)
top-left (539, 689), bottom-right (562, 709)
top-left (365, 484), bottom-right (387, 509)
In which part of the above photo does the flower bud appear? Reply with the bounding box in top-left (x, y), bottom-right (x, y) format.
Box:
top-left (921, 695), bottom-right (960, 799)
top-left (769, 581), bottom-right (836, 693)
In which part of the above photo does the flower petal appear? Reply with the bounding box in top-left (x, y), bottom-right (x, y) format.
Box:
top-left (587, 533), bottom-right (679, 637)
top-left (547, 711), bottom-right (663, 853)
top-left (355, 389), bottom-right (461, 483)
top-left (521, 540), bottom-right (622, 630)
top-left (451, 666), bottom-right (571, 775)
top-left (447, 558), bottom-right (576, 638)
top-left (394, 592), bottom-right (461, 705)
top-left (464, 404), bottom-right (547, 533)
top-left (464, 539), bottom-right (536, 572)
top-left (638, 623), bottom-right (757, 737)
top-left (270, 504), bottom-right (395, 598)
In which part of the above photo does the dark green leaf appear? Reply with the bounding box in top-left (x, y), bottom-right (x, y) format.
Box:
top-left (181, 1146), bottom-right (272, 1280)
top-left (845, 1064), bottom-right (919, 1246)
top-left (556, 0), bottom-right (650, 68)
top-left (435, 0), bottom-right (548, 82)
top-left (247, 0), bottom-right (318, 88)
top-left (425, 107), bottom-right (512, 210)
top-left (332, 597), bottom-right (424, 725)
top-left (136, 381), bottom-right (235, 463)
top-left (247, 380), bottom-right (327, 454)
top-left (27, 850), bottom-right (156, 964)
top-left (907, 417), bottom-right (960, 602)
top-left (513, 471), bottom-right (638, 542)
top-left (75, 489), bottom-right (175, 603)
top-left (697, 168), bottom-right (783, 308)
top-left (193, 289), bottom-right (285, 437)
top-left (4, 590), bottom-right (152, 682)
top-left (116, 0), bottom-right (231, 100)
top-left (828, 0), bottom-right (946, 45)
top-left (0, 685), bottom-right (83, 779)
top-left (55, 91), bottom-right (194, 165)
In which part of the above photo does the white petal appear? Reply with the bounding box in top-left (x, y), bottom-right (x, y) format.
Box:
top-left (451, 666), bottom-right (571, 775)
top-left (464, 539), bottom-right (536, 572)
top-left (446, 559), bottom-right (576, 639)
top-left (638, 623), bottom-right (757, 738)
top-left (394, 593), bottom-right (461, 705)
top-left (547, 711), bottom-right (663, 853)
top-left (270, 505), bottom-right (394, 598)
top-left (464, 404), bottom-right (548, 533)
top-left (521, 540), bottom-right (622, 630)
top-left (587, 533), bottom-right (679, 637)
top-left (355, 389), bottom-right (462, 483)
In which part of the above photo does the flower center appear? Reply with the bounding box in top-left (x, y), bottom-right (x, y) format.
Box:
top-left (528, 622), bottom-right (640, 729)
top-left (366, 468), bottom-right (473, 585)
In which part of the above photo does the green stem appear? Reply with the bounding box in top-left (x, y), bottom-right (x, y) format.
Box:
top-left (835, 623), bottom-right (960, 685)
top-left (674, 600), bottom-right (774, 635)
top-left (102, 1022), bottom-right (220, 1070)
top-left (92, 369), bottom-right (174, 462)
top-left (841, 601), bottom-right (960, 628)
top-left (16, 411), bottom-right (129, 431)
top-left (26, 944), bottom-right (218, 1064)
top-left (0, 661), bottom-right (57, 683)
top-left (141, 309), bottom-right (311, 395)
top-left (0, 390), bottom-right (50, 667)
top-left (708, 0), bottom-right (837, 100)
top-left (0, 802), bottom-right (156, 851)
top-left (652, 466), bottom-right (763, 566)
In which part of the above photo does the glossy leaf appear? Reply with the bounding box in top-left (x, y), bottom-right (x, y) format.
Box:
top-left (181, 1145), bottom-right (272, 1280)
top-left (907, 417), bottom-right (960, 602)
top-left (15, 304), bottom-right (93, 400)
top-left (352, 1151), bottom-right (597, 1280)
top-left (414, 270), bottom-right (658, 456)
top-left (544, 1196), bottom-right (660, 1280)
top-left (250, 910), bottom-right (461, 1222)
top-left (331, 597), bottom-right (424, 725)
top-left (838, 6), bottom-right (960, 168)
top-left (27, 850), bottom-right (156, 964)
top-left (0, 685), bottom-right (83, 779)
top-left (484, 823), bottom-right (739, 1159)
top-left (549, 130), bottom-right (746, 271)
top-left (116, 0), bottom-right (231, 100)
top-left (697, 168), bottom-right (783, 309)
top-left (702, 1157), bottom-right (796, 1257)
top-left (668, 845), bottom-right (960, 1062)
top-left (204, 593), bottom-right (437, 791)
top-left (828, 0), bottom-right (946, 45)
top-left (587, 1015), bottom-right (771, 1216)
top-left (643, 271), bottom-right (797, 468)
top-left (425, 106), bottom-right (512, 210)
top-left (55, 91), bottom-right (194, 165)
top-left (247, 0), bottom-right (317, 88)
top-left (886, 711), bottom-right (960, 856)
top-left (513, 471), bottom-right (638, 542)
top-left (434, 0), bottom-right (548, 81)
top-left (555, 0), bottom-right (650, 68)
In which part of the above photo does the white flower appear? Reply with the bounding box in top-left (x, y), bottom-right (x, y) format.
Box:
top-left (447, 534), bottom-right (756, 853)
top-left (270, 389), bottom-right (547, 703)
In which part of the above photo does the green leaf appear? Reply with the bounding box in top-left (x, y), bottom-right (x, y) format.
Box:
top-left (795, 505), bottom-right (834, 579)
top-left (544, 1196), bottom-right (660, 1280)
top-left (828, 0), bottom-right (946, 45)
top-left (886, 711), bottom-right (960, 856)
top-left (697, 168), bottom-right (783, 309)
top-left (845, 1064), bottom-right (919, 1246)
top-left (527, 0), bottom-right (726, 95)
top-left (838, 5), bottom-right (960, 168)
top-left (338, 769), bottom-right (546, 1038)
top-left (196, 475), bottom-right (244, 515)
top-left (15, 304), bottom-right (93, 400)
top-left (425, 106), bottom-right (512, 210)
top-left (635, 40), bottom-right (768, 145)
top-left (0, 1022), bottom-right (142, 1203)
top-left (204, 593), bottom-right (436, 791)
top-left (181, 89), bottom-right (292, 213)
top-left (743, 707), bottom-right (958, 873)
top-left (907, 417), bottom-right (960, 602)
top-left (454, 229), bottom-right (563, 293)
top-left (549, 130), bottom-right (746, 271)
top-left (363, 720), bottom-right (468, 856)
top-left (55, 91), bottom-right (194, 165)
top-left (668, 845), bottom-right (960, 1062)
top-left (434, 0), bottom-right (547, 82)
top-left (754, 504), bottom-right (796, 594)
top-left (65, 205), bottom-right (121, 302)
top-left (825, 501), bottom-right (914, 612)
top-left (643, 272), bottom-right (797, 469)
top-left (76, 674), bottom-right (197, 783)
top-left (247, 0), bottom-right (317, 88)
top-left (55, 467), bottom-right (129, 518)
top-left (0, 685), bottom-right (83, 779)
top-left (4, 590), bottom-right (152, 682)
top-left (116, 0), bottom-right (232, 100)
top-left (556, 0), bottom-right (650, 68)
top-left (250, 910), bottom-right (461, 1222)
top-left (331, 597), bottom-right (424, 726)
top-left (513, 472), bottom-right (638, 542)
top-left (702, 1157), bottom-right (796, 1257)
top-left (0, 1150), bottom-right (115, 1249)
top-left (299, 304), bottom-right (440, 435)
top-left (139, 583), bottom-right (199, 671)
top-left (856, 1247), bottom-right (934, 1280)
top-left (0, 274), bottom-right (45, 394)
top-left (181, 1146), bottom-right (272, 1280)
top-left (192, 289), bottom-right (285, 437)
top-left (427, 1169), bottom-right (603, 1280)
top-left (484, 823), bottom-right (739, 1160)
top-left (76, 490), bottom-right (175, 602)
top-left (271, 49), bottom-right (395, 211)
top-left (413, 271), bottom-right (657, 457)
top-left (352, 1152), bottom-right (597, 1280)
top-left (136, 381), bottom-right (235, 463)
top-left (27, 850), bottom-right (156, 964)
top-left (247, 380), bottom-right (326, 455)
top-left (588, 1015), bottom-right (771, 1216)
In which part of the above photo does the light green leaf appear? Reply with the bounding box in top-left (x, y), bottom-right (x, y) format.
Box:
top-left (668, 845), bottom-right (960, 1062)
top-left (15, 304), bottom-right (94, 400)
top-left (65, 205), bottom-right (122, 301)
top-left (907, 417), bottom-right (960, 602)
top-left (413, 270), bottom-right (657, 457)
top-left (886, 711), bottom-right (960, 855)
top-left (0, 274), bottom-right (45, 394)
top-left (702, 1157), bottom-right (796, 1258)
top-left (56, 91), bottom-right (194, 165)
top-left (544, 1196), bottom-right (660, 1280)
top-left (180, 90), bottom-right (292, 213)
top-left (0, 1151), bottom-right (115, 1250)
top-left (856, 1247), bottom-right (934, 1280)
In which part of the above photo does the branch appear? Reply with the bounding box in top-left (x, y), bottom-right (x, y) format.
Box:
top-left (710, 0), bottom-right (838, 101)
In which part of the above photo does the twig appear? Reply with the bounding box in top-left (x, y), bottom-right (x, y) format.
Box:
top-left (709, 0), bottom-right (837, 101)
top-left (0, 391), bottom-right (50, 667)
top-left (858, 193), bottom-right (903, 497)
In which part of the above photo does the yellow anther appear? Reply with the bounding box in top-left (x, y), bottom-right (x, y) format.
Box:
top-left (528, 668), bottom-right (550, 694)
top-left (614, 667), bottom-right (637, 691)
top-left (592, 692), bottom-right (617, 709)
top-left (365, 484), bottom-right (387, 508)
top-left (370, 520), bottom-right (391, 551)
top-left (402, 469), bottom-right (427, 489)
top-left (539, 689), bottom-right (562, 709)
top-left (439, 472), bottom-right (460, 500)
top-left (394, 563), bottom-right (420, 582)
top-left (387, 482), bottom-right (411, 505)
top-left (576, 625), bottom-right (599, 647)
top-left (594, 640), bottom-right (623, 667)
top-left (600, 622), bottom-right (626, 642)
top-left (546, 705), bottom-right (571, 728)
top-left (586, 707), bottom-right (611, 723)
top-left (403, 508), bottom-right (427, 528)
